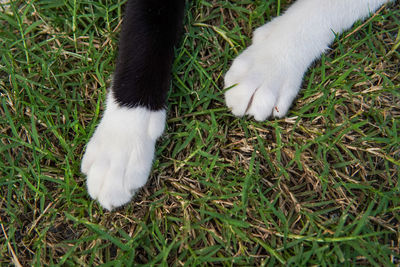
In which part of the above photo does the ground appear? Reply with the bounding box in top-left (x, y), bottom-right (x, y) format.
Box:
top-left (0, 0), bottom-right (399, 265)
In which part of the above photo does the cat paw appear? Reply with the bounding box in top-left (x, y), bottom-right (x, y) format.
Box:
top-left (81, 93), bottom-right (165, 210)
top-left (224, 18), bottom-right (310, 121)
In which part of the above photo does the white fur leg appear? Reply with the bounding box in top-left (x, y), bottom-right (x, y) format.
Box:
top-left (225, 0), bottom-right (392, 120)
top-left (81, 93), bottom-right (165, 210)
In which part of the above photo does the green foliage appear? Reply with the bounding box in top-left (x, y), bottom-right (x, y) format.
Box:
top-left (0, 0), bottom-right (399, 265)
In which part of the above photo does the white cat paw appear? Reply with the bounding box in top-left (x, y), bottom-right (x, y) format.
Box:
top-left (81, 93), bottom-right (166, 210)
top-left (224, 18), bottom-right (310, 121)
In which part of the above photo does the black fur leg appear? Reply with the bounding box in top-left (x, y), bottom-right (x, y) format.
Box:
top-left (112, 0), bottom-right (185, 110)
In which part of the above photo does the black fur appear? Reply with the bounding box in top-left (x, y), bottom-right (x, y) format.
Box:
top-left (112, 0), bottom-right (185, 110)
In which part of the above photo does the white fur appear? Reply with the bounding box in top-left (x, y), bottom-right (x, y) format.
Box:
top-left (225, 0), bottom-right (392, 120)
top-left (81, 93), bottom-right (166, 210)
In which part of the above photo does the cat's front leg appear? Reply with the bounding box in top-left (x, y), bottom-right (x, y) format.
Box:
top-left (81, 0), bottom-right (184, 210)
top-left (225, 0), bottom-right (392, 120)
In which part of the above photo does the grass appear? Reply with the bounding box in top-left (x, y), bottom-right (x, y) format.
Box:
top-left (0, 0), bottom-right (399, 265)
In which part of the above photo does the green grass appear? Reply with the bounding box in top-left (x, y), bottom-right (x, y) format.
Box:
top-left (1, 0), bottom-right (399, 265)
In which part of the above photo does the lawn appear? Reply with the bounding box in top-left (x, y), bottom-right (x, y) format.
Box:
top-left (1, 0), bottom-right (399, 265)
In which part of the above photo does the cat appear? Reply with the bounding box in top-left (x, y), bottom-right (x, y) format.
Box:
top-left (81, 0), bottom-right (393, 210)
